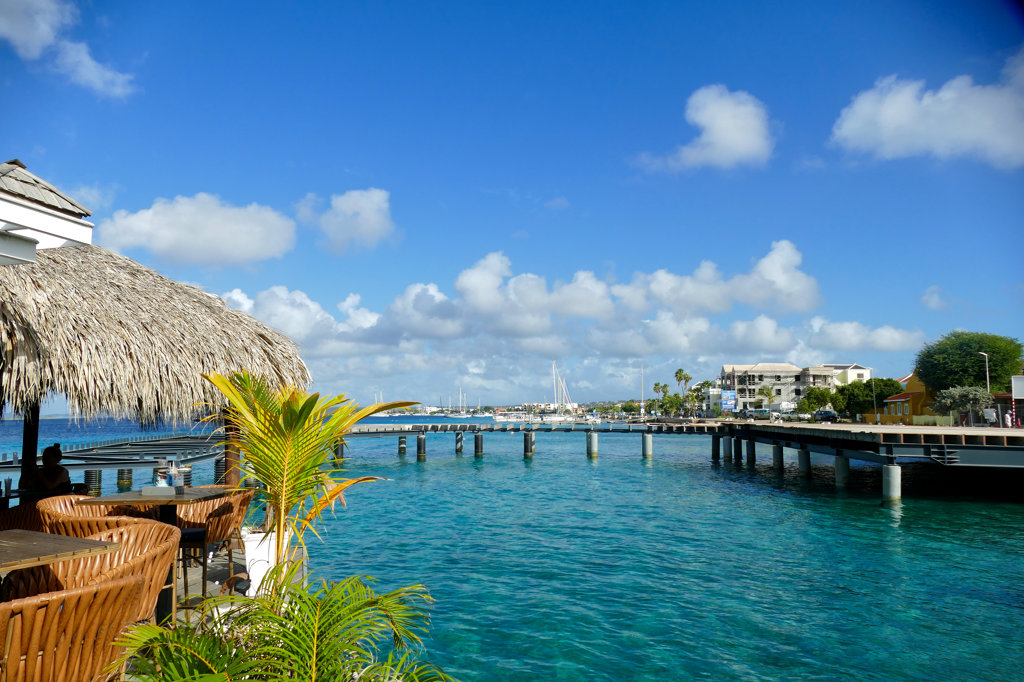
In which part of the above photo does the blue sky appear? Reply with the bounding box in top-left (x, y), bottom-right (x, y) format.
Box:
top-left (3, 1), bottom-right (1023, 408)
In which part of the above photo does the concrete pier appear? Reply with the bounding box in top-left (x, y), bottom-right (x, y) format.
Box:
top-left (474, 433), bottom-right (484, 457)
top-left (455, 432), bottom-right (464, 454)
top-left (745, 440), bottom-right (756, 466)
top-left (798, 449), bottom-right (811, 477)
top-left (398, 435), bottom-right (406, 455)
top-left (882, 465), bottom-right (901, 502)
top-left (587, 431), bottom-right (598, 459)
top-left (524, 432), bottom-right (535, 459)
top-left (772, 444), bottom-right (784, 469)
top-left (834, 451), bottom-right (850, 489)
top-left (712, 434), bottom-right (721, 461)
top-left (116, 468), bottom-right (132, 491)
top-left (417, 434), bottom-right (427, 461)
top-left (642, 433), bottom-right (653, 459)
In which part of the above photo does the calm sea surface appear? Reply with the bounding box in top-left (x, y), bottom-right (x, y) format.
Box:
top-left (5, 416), bottom-right (1024, 680)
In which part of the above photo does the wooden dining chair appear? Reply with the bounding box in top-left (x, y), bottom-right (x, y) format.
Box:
top-left (180, 486), bottom-right (256, 592)
top-left (0, 503), bottom-right (43, 532)
top-left (1, 520), bottom-right (181, 623)
top-left (37, 494), bottom-right (156, 537)
top-left (177, 498), bottom-right (236, 607)
top-left (0, 574), bottom-right (143, 682)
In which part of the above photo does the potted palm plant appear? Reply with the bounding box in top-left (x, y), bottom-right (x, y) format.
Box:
top-left (204, 370), bottom-right (415, 590)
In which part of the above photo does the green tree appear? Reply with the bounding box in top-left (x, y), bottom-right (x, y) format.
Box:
top-left (756, 384), bottom-right (775, 409)
top-left (931, 386), bottom-right (993, 419)
top-left (662, 392), bottom-right (683, 415)
top-left (622, 400), bottom-right (639, 415)
top-left (836, 378), bottom-right (905, 416)
top-left (915, 331), bottom-right (1023, 393)
top-left (800, 386), bottom-right (837, 412)
top-left (674, 368), bottom-right (692, 393)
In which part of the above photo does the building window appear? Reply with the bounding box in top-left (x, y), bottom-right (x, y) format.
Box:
top-left (856, 373), bottom-right (864, 380)
top-left (776, 389), bottom-right (782, 396)
top-left (794, 388), bottom-right (801, 396)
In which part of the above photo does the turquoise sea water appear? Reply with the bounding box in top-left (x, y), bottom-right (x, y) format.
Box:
top-left (5, 417), bottom-right (1024, 679)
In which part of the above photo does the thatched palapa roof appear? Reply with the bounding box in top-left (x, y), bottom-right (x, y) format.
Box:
top-left (0, 244), bottom-right (310, 423)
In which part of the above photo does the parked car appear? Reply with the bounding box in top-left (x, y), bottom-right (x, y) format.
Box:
top-left (814, 409), bottom-right (838, 423)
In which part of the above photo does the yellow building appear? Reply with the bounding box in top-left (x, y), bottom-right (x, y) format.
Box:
top-left (864, 372), bottom-right (950, 426)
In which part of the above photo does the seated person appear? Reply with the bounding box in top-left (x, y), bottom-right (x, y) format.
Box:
top-left (19, 444), bottom-right (73, 499)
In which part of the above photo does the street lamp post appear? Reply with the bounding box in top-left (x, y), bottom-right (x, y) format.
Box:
top-left (979, 352), bottom-right (990, 393)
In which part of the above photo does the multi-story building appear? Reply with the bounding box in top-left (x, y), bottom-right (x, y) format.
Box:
top-left (822, 363), bottom-right (872, 386)
top-left (710, 362), bottom-right (871, 412)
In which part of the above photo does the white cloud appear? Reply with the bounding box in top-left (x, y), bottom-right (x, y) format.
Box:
top-left (831, 46), bottom-right (1024, 169)
top-left (728, 315), bottom-right (793, 351)
top-left (920, 285), bottom-right (949, 311)
top-left (97, 193), bottom-right (296, 265)
top-left (66, 182), bottom-right (116, 211)
top-left (0, 0), bottom-right (134, 97)
top-left (637, 84), bottom-right (774, 171)
top-left (807, 317), bottom-right (924, 351)
top-left (316, 188), bottom-right (396, 253)
top-left (52, 40), bottom-right (134, 98)
top-left (641, 241), bottom-right (820, 314)
top-left (219, 242), bottom-right (922, 404)
top-left (731, 240), bottom-right (821, 312)
top-left (544, 196), bottom-right (570, 210)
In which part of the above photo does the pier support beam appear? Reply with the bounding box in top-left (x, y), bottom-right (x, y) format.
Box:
top-left (642, 433), bottom-right (653, 459)
top-left (455, 432), bottom-right (464, 454)
top-left (587, 431), bottom-right (598, 459)
top-left (711, 435), bottom-right (721, 461)
top-left (84, 469), bottom-right (101, 496)
top-left (834, 451), bottom-right (850, 489)
top-left (416, 434), bottom-right (427, 461)
top-left (474, 433), bottom-right (484, 458)
top-left (116, 468), bottom-right (132, 491)
top-left (745, 440), bottom-right (756, 466)
top-left (524, 432), bottom-right (535, 459)
top-left (398, 435), bottom-right (407, 455)
top-left (732, 437), bottom-right (743, 463)
top-left (882, 465), bottom-right (901, 502)
top-left (720, 436), bottom-right (731, 462)
top-left (798, 449), bottom-right (811, 477)
top-left (772, 444), bottom-right (784, 469)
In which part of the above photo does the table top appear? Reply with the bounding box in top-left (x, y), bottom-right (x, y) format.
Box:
top-left (0, 529), bottom-right (121, 572)
top-left (78, 487), bottom-right (228, 507)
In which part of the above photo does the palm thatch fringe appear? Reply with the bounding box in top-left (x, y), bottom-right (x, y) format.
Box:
top-left (0, 244), bottom-right (309, 424)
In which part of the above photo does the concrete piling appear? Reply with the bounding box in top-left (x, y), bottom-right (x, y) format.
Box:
top-left (84, 469), bottom-right (101, 496)
top-left (745, 440), bottom-right (756, 466)
top-left (214, 455), bottom-right (226, 484)
top-left (733, 437), bottom-right (743, 463)
top-left (882, 464), bottom-right (901, 502)
top-left (116, 468), bottom-right (132, 491)
top-left (711, 434), bottom-right (721, 461)
top-left (772, 444), bottom-right (784, 469)
top-left (474, 433), bottom-right (484, 457)
top-left (398, 435), bottom-right (407, 455)
top-left (642, 432), bottom-right (653, 459)
top-left (587, 431), bottom-right (598, 459)
top-left (455, 432), bottom-right (464, 454)
top-left (416, 434), bottom-right (427, 461)
top-left (524, 432), bottom-right (535, 458)
top-left (721, 436), bottom-right (731, 462)
top-left (798, 449), bottom-right (811, 477)
top-left (835, 452), bottom-right (850, 489)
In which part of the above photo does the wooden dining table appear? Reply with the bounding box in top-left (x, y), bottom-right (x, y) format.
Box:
top-left (79, 486), bottom-right (229, 622)
top-left (0, 528), bottom-right (120, 573)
